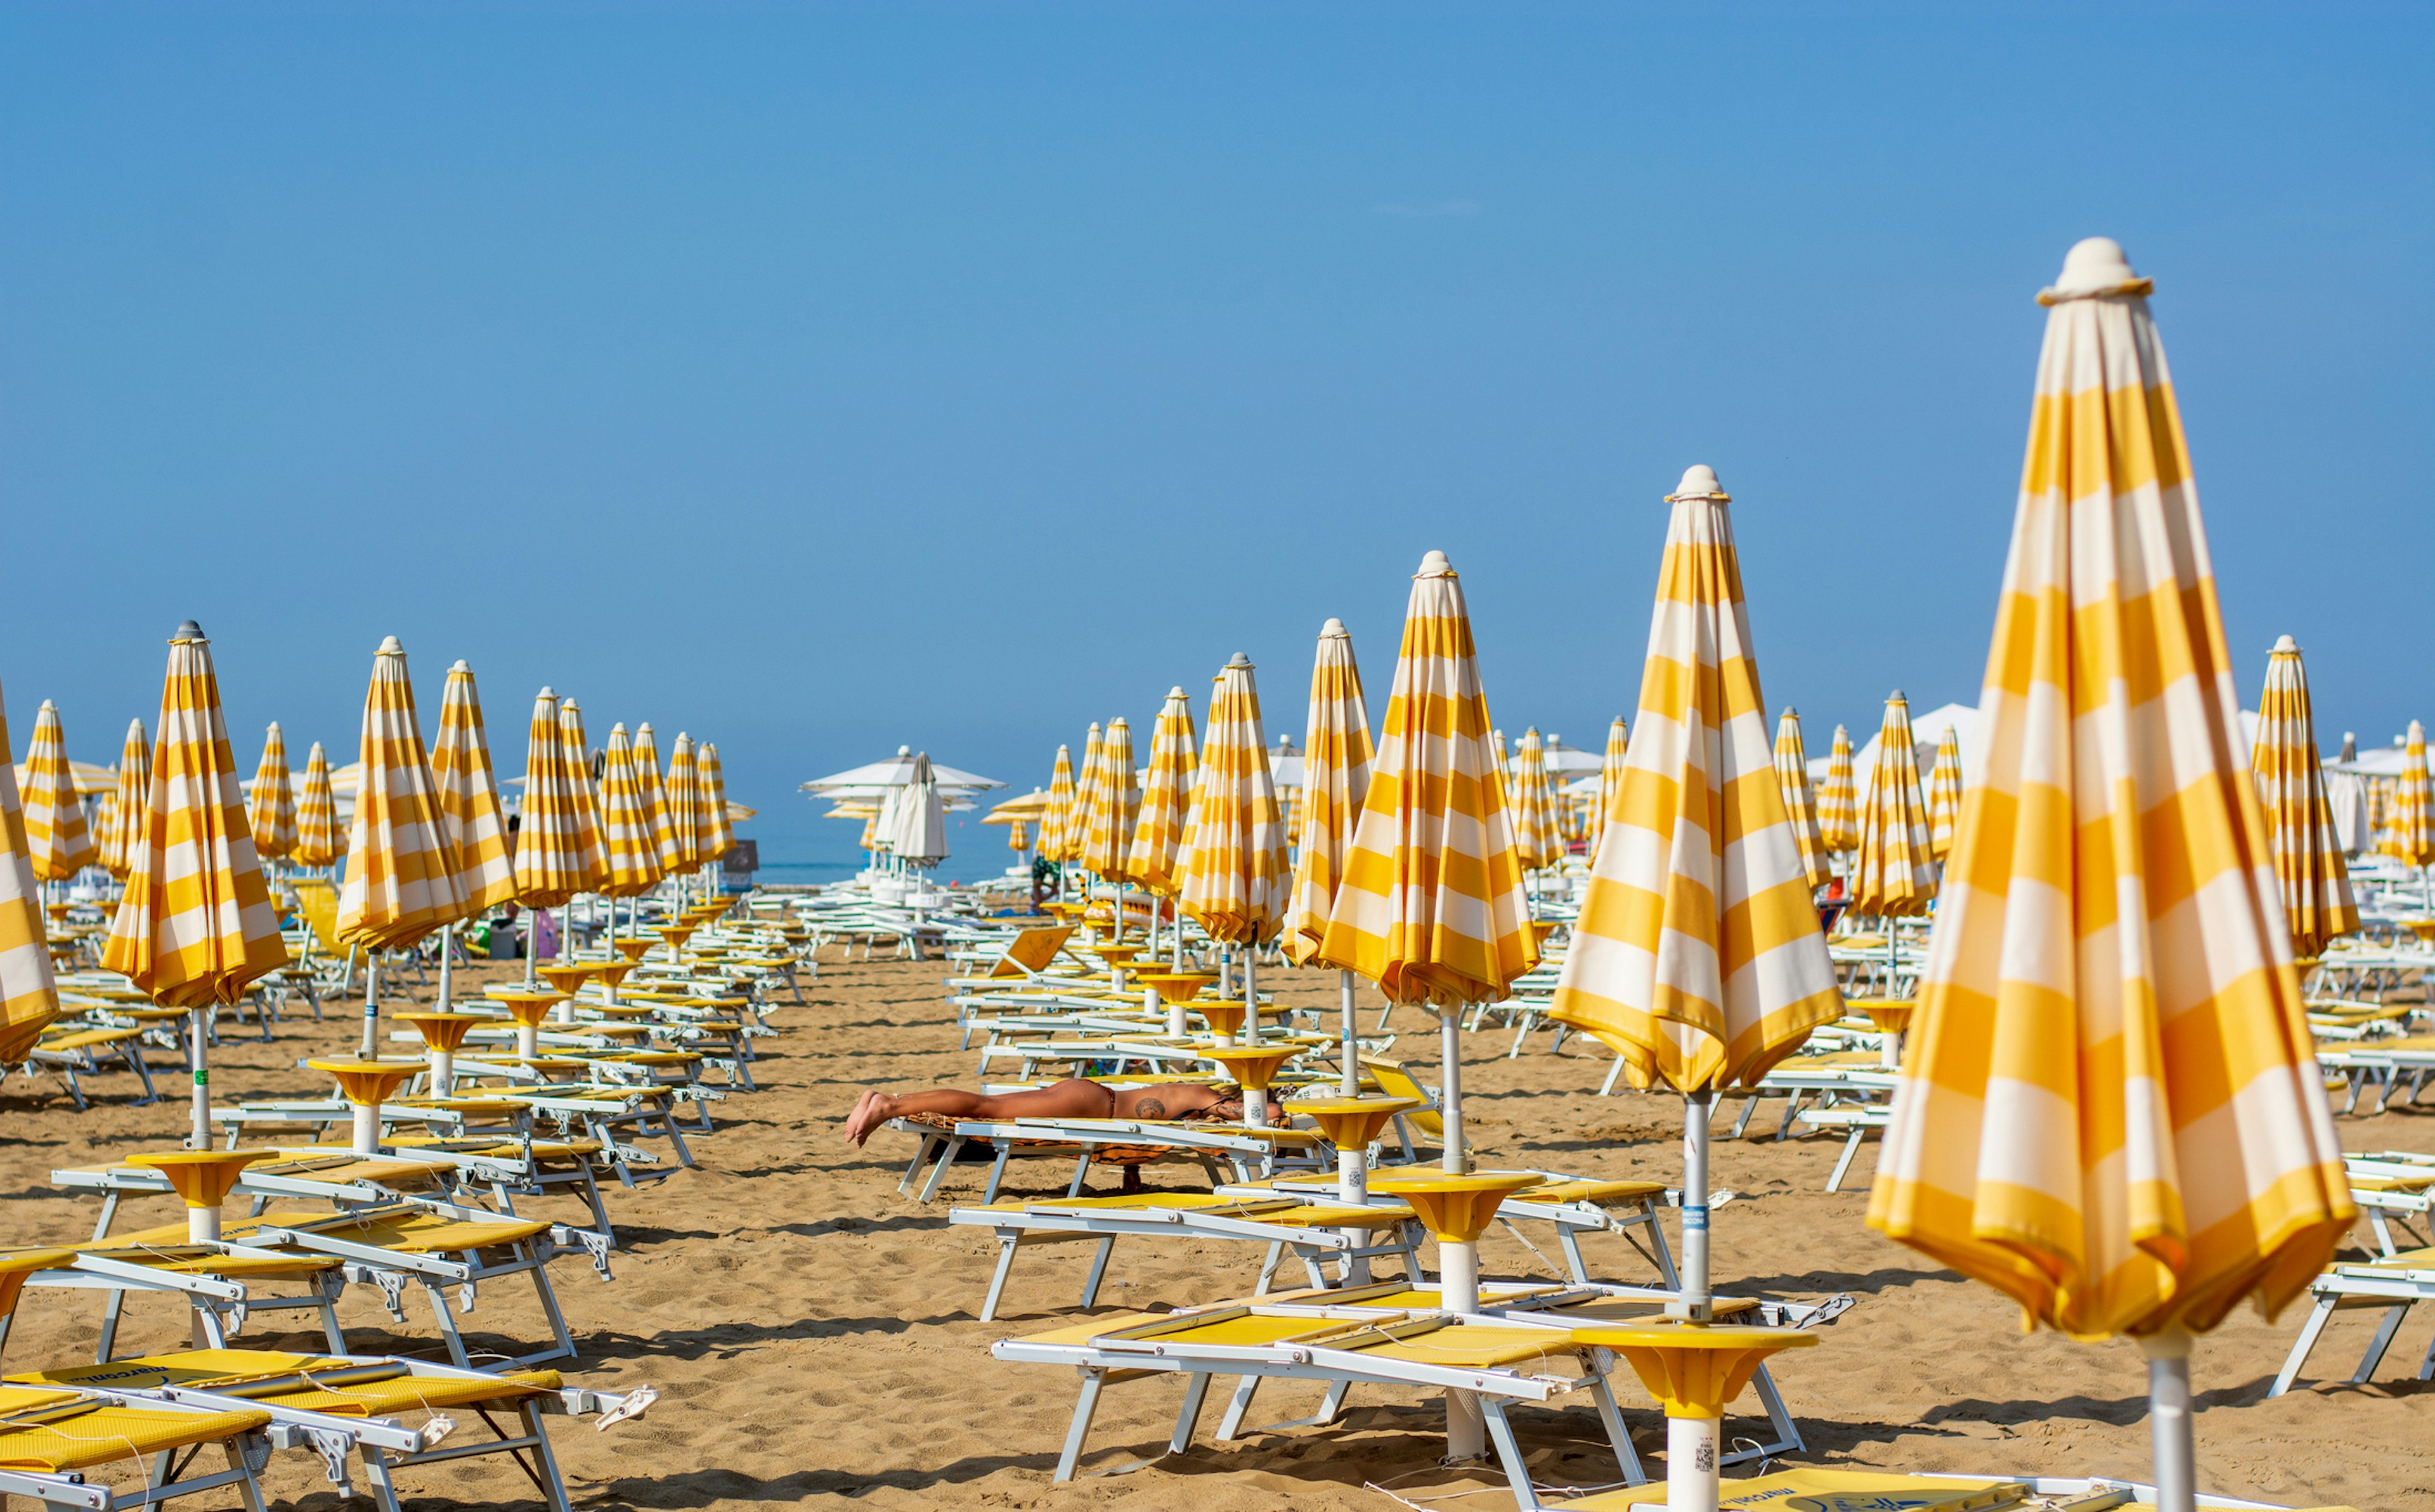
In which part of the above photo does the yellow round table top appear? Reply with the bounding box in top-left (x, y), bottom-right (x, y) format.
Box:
top-left (1368, 1170), bottom-right (1547, 1197)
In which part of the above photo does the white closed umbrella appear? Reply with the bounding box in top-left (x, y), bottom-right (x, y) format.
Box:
top-left (893, 753), bottom-right (949, 869)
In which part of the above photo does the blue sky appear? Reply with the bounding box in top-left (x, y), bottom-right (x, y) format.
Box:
top-left (4, 3), bottom-right (2427, 875)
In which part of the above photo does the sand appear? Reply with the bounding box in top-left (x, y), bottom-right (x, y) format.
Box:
top-left (3, 951), bottom-right (2429, 1511)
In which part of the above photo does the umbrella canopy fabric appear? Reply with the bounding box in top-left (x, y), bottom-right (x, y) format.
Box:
top-left (1066, 725), bottom-right (1107, 870)
top-left (1817, 725), bottom-right (1859, 852)
top-left (0, 688), bottom-right (62, 1059)
top-left (247, 723), bottom-right (297, 863)
top-left (557, 700), bottom-right (609, 891)
top-left (1589, 716), bottom-right (1629, 863)
top-left (1925, 724), bottom-right (1964, 862)
top-left (430, 661), bottom-right (516, 914)
top-left (1318, 553), bottom-right (1537, 1007)
top-left (337, 638), bottom-right (469, 952)
top-left (1039, 746), bottom-right (1078, 865)
top-left (1849, 693), bottom-right (1938, 918)
top-left (1869, 238), bottom-right (2351, 1343)
top-left (699, 742), bottom-right (736, 863)
top-left (2382, 721), bottom-right (2432, 867)
top-left (1548, 468), bottom-right (1841, 1092)
top-left (632, 723), bottom-right (679, 874)
top-left (512, 690), bottom-right (590, 908)
top-left (599, 724), bottom-right (666, 897)
top-left (1285, 622), bottom-right (1373, 964)
top-left (1008, 818), bottom-right (1029, 851)
top-left (21, 702), bottom-right (96, 882)
top-left (100, 720), bottom-right (152, 882)
top-left (1077, 720), bottom-right (1138, 881)
top-left (1506, 728), bottom-right (1564, 870)
top-left (800, 750), bottom-right (1004, 797)
top-left (1773, 709), bottom-right (1833, 891)
top-left (984, 788), bottom-right (1051, 825)
top-left (101, 623), bottom-right (289, 1007)
top-left (1175, 655), bottom-right (1291, 947)
top-left (1127, 691), bottom-right (1200, 896)
top-left (2250, 636), bottom-right (2356, 957)
top-left (292, 743), bottom-right (342, 869)
top-left (661, 733), bottom-right (705, 874)
top-left (890, 751), bottom-right (949, 867)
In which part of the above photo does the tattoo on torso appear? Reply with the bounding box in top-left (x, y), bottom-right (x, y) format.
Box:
top-left (1134, 1097), bottom-right (1167, 1119)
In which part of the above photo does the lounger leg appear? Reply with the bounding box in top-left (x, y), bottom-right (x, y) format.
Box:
top-left (1479, 1398), bottom-right (1544, 1511)
top-left (1067, 1156), bottom-right (1091, 1198)
top-left (361, 1447), bottom-right (406, 1512)
top-left (1748, 1363), bottom-right (1803, 1455)
top-left (316, 1276), bottom-right (349, 1355)
top-left (979, 1235), bottom-right (1020, 1322)
top-left (916, 1139), bottom-right (962, 1204)
top-left (1169, 1372), bottom-right (1212, 1454)
top-left (521, 1397), bottom-right (576, 1512)
top-left (96, 1287), bottom-right (127, 1361)
top-left (425, 1279), bottom-right (473, 1367)
top-left (1824, 1130), bottom-right (1865, 1192)
top-left (91, 1192), bottom-right (119, 1243)
top-left (2416, 1324), bottom-right (2435, 1382)
top-left (2368, 1210), bottom-right (2399, 1257)
top-left (898, 1134), bottom-right (940, 1195)
top-left (1254, 1241), bottom-right (1285, 1296)
top-left (1215, 1375), bottom-right (1261, 1440)
top-left (2351, 1304), bottom-right (2412, 1384)
top-left (527, 1246), bottom-right (580, 1360)
top-left (1599, 1053), bottom-right (1626, 1096)
top-left (1587, 1373), bottom-right (1646, 1484)
top-left (221, 1441), bottom-right (270, 1512)
top-left (2270, 1295), bottom-right (2339, 1396)
top-left (1301, 1248), bottom-right (1328, 1291)
top-left (1079, 1236), bottom-right (1117, 1309)
top-left (1054, 1369), bottom-right (1108, 1482)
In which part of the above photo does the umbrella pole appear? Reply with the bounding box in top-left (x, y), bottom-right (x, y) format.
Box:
top-left (436, 923), bottom-right (453, 1014)
top-left (2141, 1329), bottom-right (2197, 1512)
top-left (1339, 970), bottom-right (1360, 1097)
top-left (1439, 1007), bottom-right (1465, 1175)
top-left (360, 955), bottom-right (380, 1059)
top-left (186, 1005), bottom-right (210, 1149)
top-left (1240, 948), bottom-right (1260, 1050)
top-left (1675, 1090), bottom-right (1712, 1321)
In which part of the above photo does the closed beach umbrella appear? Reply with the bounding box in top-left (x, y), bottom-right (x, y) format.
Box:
top-left (1848, 692), bottom-right (1937, 919)
top-left (891, 751), bottom-right (948, 869)
top-left (1067, 724), bottom-right (1106, 874)
top-left (514, 690), bottom-right (589, 977)
top-left (599, 723), bottom-right (666, 898)
top-left (431, 661), bottom-right (516, 915)
top-left (1549, 467), bottom-right (1841, 1376)
top-left (337, 637), bottom-right (470, 1056)
top-left (292, 743), bottom-right (342, 870)
top-left (1079, 719), bottom-right (1136, 882)
top-left (248, 723), bottom-right (297, 863)
top-left (103, 622), bottom-right (289, 1146)
top-left (2250, 636), bottom-right (2357, 957)
top-left (1008, 818), bottom-right (1029, 853)
top-left (1286, 619), bottom-right (1375, 1099)
top-left (22, 702), bottom-right (96, 884)
top-left (1127, 688), bottom-right (1200, 901)
top-left (1774, 708), bottom-right (1832, 891)
top-left (1590, 716), bottom-right (1628, 862)
top-left (1176, 654), bottom-right (1291, 1052)
top-left (1507, 728), bottom-right (1563, 872)
top-left (1039, 744), bottom-right (1079, 870)
top-left (1867, 240), bottom-right (2351, 1512)
top-left (0, 686), bottom-right (62, 1062)
top-left (1816, 725), bottom-right (1858, 853)
top-left (662, 733), bottom-right (705, 875)
top-left (699, 742), bottom-right (736, 867)
top-left (2382, 720), bottom-right (2432, 869)
top-left (632, 723), bottom-right (679, 875)
top-left (1319, 553), bottom-right (1536, 1162)
top-left (100, 720), bottom-right (152, 881)
top-left (557, 699), bottom-right (608, 893)
top-left (1925, 723), bottom-right (1964, 862)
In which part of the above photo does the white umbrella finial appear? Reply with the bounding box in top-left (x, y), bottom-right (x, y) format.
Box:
top-left (1415, 550), bottom-right (1453, 577)
top-left (2039, 236), bottom-right (2152, 304)
top-left (1667, 465), bottom-right (1728, 501)
top-left (376, 636), bottom-right (404, 656)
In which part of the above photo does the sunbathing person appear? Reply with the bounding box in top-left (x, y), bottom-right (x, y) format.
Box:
top-left (843, 1078), bottom-right (1244, 1146)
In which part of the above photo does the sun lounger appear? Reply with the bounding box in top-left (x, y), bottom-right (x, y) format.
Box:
top-left (0, 1376), bottom-right (279, 1511)
top-left (2270, 1243), bottom-right (2435, 1396)
top-left (893, 1109), bottom-right (1323, 1204)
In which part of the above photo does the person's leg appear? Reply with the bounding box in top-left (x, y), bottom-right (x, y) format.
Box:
top-left (846, 1079), bottom-right (1113, 1145)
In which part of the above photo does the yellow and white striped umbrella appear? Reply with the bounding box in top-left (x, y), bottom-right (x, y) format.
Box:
top-left (1008, 818), bottom-right (1029, 852)
top-left (557, 699), bottom-right (609, 891)
top-left (100, 720), bottom-right (151, 881)
top-left (1065, 724), bottom-right (1106, 870)
top-left (1925, 723), bottom-right (1964, 862)
top-left (1817, 724), bottom-right (1859, 852)
top-left (1278, 786), bottom-right (1302, 853)
top-left (698, 741), bottom-right (735, 864)
top-left (1506, 728), bottom-right (1564, 872)
top-left (1774, 708), bottom-right (1832, 891)
top-left (0, 686), bottom-right (62, 1061)
top-left (292, 742), bottom-right (342, 870)
top-left (1589, 716), bottom-right (1628, 862)
top-left (858, 813), bottom-right (879, 852)
top-left (1849, 692), bottom-right (1937, 917)
top-left (661, 733), bottom-right (705, 873)
top-left (1319, 553), bottom-right (1536, 1007)
top-left (2382, 720), bottom-right (2431, 867)
top-left (1549, 467), bottom-right (1841, 1094)
top-left (22, 701), bottom-right (96, 882)
top-left (632, 723), bottom-right (679, 875)
top-left (1869, 240), bottom-right (2351, 1374)
top-left (1126, 690), bottom-right (1199, 897)
top-left (599, 724), bottom-right (665, 896)
top-left (1078, 718), bottom-right (1137, 881)
top-left (2250, 636), bottom-right (2356, 957)
top-left (1176, 655), bottom-right (1291, 947)
top-left (514, 690), bottom-right (591, 908)
top-left (248, 723), bottom-right (297, 863)
top-left (1284, 621), bottom-right (1373, 964)
top-left (337, 638), bottom-right (469, 953)
top-left (430, 661), bottom-right (516, 914)
top-left (1039, 744), bottom-right (1079, 865)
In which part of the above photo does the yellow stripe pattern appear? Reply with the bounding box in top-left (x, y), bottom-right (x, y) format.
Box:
top-left (661, 732), bottom-right (706, 874)
top-left (337, 640), bottom-right (469, 951)
top-left (1285, 623), bottom-right (1373, 964)
top-left (430, 661), bottom-right (516, 914)
top-left (248, 723), bottom-right (296, 863)
top-left (1318, 553), bottom-right (1537, 1007)
top-left (22, 702), bottom-right (96, 882)
top-left (1867, 247), bottom-right (2352, 1339)
top-left (1548, 483), bottom-right (1841, 1092)
top-left (631, 724), bottom-right (678, 875)
top-left (513, 691), bottom-right (588, 907)
top-left (2250, 639), bottom-right (2356, 957)
top-left (2381, 721), bottom-right (2431, 867)
top-left (557, 701), bottom-right (609, 891)
top-left (1774, 709), bottom-right (1831, 891)
top-left (1507, 728), bottom-right (1564, 870)
top-left (292, 743), bottom-right (342, 870)
top-left (1850, 694), bottom-right (1937, 918)
top-left (0, 687), bottom-right (62, 1054)
top-left (100, 720), bottom-right (149, 881)
top-left (1127, 690), bottom-right (1199, 896)
top-left (1078, 718), bottom-right (1138, 881)
top-left (1590, 717), bottom-right (1628, 863)
top-left (1926, 725), bottom-right (1964, 863)
top-left (1817, 726), bottom-right (1858, 852)
top-left (101, 629), bottom-right (289, 1007)
top-left (1039, 745), bottom-right (1078, 866)
top-left (1065, 725), bottom-right (1106, 870)
top-left (699, 741), bottom-right (734, 863)
top-left (1176, 656), bottom-right (1290, 947)
top-left (598, 724), bottom-right (665, 896)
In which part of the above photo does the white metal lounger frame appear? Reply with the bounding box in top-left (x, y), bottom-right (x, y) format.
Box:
top-left (2269, 1254), bottom-right (2435, 1396)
